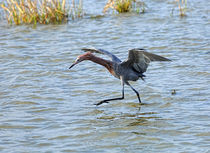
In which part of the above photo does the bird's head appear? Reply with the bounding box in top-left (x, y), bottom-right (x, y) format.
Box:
top-left (69, 52), bottom-right (92, 69)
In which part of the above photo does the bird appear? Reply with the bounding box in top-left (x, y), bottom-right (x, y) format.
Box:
top-left (69, 48), bottom-right (171, 105)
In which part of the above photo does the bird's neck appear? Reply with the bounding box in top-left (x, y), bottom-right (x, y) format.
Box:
top-left (87, 55), bottom-right (114, 74)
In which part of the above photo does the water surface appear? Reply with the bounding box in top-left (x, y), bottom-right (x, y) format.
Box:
top-left (0, 0), bottom-right (210, 152)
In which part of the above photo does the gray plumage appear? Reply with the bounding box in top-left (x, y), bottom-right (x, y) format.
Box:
top-left (82, 48), bottom-right (122, 63)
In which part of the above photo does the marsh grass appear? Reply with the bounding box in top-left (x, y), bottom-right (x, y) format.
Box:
top-left (103, 0), bottom-right (146, 14)
top-left (115, 0), bottom-right (132, 13)
top-left (171, 0), bottom-right (187, 17)
top-left (70, 0), bottom-right (83, 20)
top-left (0, 0), bottom-right (83, 25)
top-left (134, 1), bottom-right (146, 14)
top-left (177, 0), bottom-right (187, 17)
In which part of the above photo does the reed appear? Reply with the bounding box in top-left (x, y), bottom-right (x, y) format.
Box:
top-left (177, 0), bottom-right (187, 17)
top-left (70, 0), bottom-right (83, 20)
top-left (0, 0), bottom-right (83, 25)
top-left (103, 0), bottom-right (146, 13)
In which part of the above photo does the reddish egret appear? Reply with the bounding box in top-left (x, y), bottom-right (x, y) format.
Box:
top-left (69, 48), bottom-right (171, 105)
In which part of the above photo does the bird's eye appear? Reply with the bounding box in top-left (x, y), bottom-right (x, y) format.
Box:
top-left (75, 58), bottom-right (81, 62)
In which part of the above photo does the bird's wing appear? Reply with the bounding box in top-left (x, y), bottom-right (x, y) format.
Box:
top-left (120, 48), bottom-right (171, 73)
top-left (82, 48), bottom-right (122, 63)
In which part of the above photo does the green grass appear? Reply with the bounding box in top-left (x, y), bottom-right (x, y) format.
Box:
top-left (115, 0), bottom-right (132, 13)
top-left (0, 0), bottom-right (83, 25)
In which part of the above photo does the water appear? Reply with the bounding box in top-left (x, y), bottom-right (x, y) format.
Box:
top-left (0, 0), bottom-right (210, 152)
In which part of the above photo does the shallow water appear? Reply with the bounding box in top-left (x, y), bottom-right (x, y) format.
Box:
top-left (0, 0), bottom-right (210, 152)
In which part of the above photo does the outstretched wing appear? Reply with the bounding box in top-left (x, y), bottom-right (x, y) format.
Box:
top-left (120, 48), bottom-right (171, 73)
top-left (82, 48), bottom-right (122, 63)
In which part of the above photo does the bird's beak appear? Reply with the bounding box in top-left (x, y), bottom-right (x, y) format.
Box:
top-left (69, 60), bottom-right (80, 69)
top-left (69, 63), bottom-right (76, 69)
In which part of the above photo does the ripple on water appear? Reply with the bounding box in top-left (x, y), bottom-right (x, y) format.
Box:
top-left (0, 0), bottom-right (210, 152)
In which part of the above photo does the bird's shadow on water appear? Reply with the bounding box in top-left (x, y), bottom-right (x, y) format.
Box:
top-left (93, 100), bottom-right (156, 111)
top-left (83, 100), bottom-right (165, 137)
top-left (94, 106), bottom-right (160, 130)
top-left (91, 100), bottom-right (159, 122)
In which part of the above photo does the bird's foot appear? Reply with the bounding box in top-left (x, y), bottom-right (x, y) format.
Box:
top-left (95, 101), bottom-right (109, 106)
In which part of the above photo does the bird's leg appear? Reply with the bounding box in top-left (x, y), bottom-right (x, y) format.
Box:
top-left (126, 82), bottom-right (141, 103)
top-left (95, 79), bottom-right (125, 106)
top-left (95, 85), bottom-right (124, 105)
